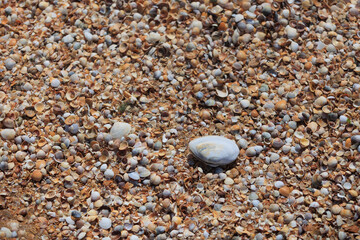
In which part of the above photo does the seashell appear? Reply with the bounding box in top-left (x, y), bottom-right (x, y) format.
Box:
top-left (65, 91), bottom-right (77, 101)
top-left (0, 91), bottom-right (6, 102)
top-left (101, 92), bottom-right (113, 100)
top-left (215, 86), bottom-right (228, 98)
top-left (189, 136), bottom-right (240, 167)
top-left (45, 191), bottom-right (56, 200)
top-left (119, 42), bottom-right (128, 53)
top-left (307, 122), bottom-right (318, 132)
top-left (300, 138), bottom-right (310, 147)
top-left (119, 141), bottom-right (128, 151)
top-left (303, 154), bottom-right (313, 164)
top-left (110, 122), bottom-right (131, 140)
top-left (1, 129), bottom-right (16, 140)
top-left (294, 131), bottom-right (304, 139)
top-left (353, 99), bottom-right (360, 108)
top-left (65, 115), bottom-right (79, 125)
top-left (24, 107), bottom-right (36, 118)
top-left (34, 102), bottom-right (45, 112)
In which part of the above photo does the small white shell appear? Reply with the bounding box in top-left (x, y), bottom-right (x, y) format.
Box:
top-left (189, 136), bottom-right (240, 167)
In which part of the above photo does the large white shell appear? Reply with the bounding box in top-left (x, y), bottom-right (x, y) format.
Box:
top-left (110, 122), bottom-right (131, 140)
top-left (189, 136), bottom-right (240, 167)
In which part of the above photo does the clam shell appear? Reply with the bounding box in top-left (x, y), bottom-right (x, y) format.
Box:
top-left (189, 136), bottom-right (240, 167)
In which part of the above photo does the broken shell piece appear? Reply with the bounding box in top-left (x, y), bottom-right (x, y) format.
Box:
top-left (189, 136), bottom-right (240, 167)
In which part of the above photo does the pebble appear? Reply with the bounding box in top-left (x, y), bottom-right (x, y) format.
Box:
top-left (339, 115), bottom-right (348, 124)
top-left (5, 58), bottom-right (16, 70)
top-left (270, 153), bottom-right (280, 162)
top-left (189, 136), bottom-right (240, 167)
top-left (104, 169), bottom-right (114, 179)
top-left (240, 99), bottom-right (250, 108)
top-left (327, 158), bottom-right (338, 168)
top-left (31, 170), bottom-right (43, 181)
top-left (62, 35), bottom-right (74, 43)
top-left (138, 166), bottom-right (151, 178)
top-left (331, 205), bottom-right (341, 215)
top-left (110, 122), bottom-right (131, 140)
top-left (314, 96), bottom-right (327, 107)
top-left (50, 79), bottom-right (61, 88)
top-left (261, 3), bottom-right (272, 16)
top-left (154, 141), bottom-right (162, 150)
top-left (275, 100), bottom-right (287, 111)
top-left (272, 138), bottom-right (284, 149)
top-left (0, 228), bottom-right (11, 238)
top-left (350, 135), bottom-right (360, 144)
top-left (1, 129), bottom-right (16, 140)
top-left (274, 181), bottom-right (284, 188)
top-left (269, 204), bottom-right (280, 212)
top-left (69, 124), bottom-right (79, 134)
top-left (91, 191), bottom-right (101, 202)
top-left (39, 1), bottom-right (49, 10)
top-left (190, 20), bottom-right (203, 30)
top-left (245, 147), bottom-right (257, 157)
top-left (99, 218), bottom-right (112, 230)
top-left (150, 174), bottom-right (161, 185)
top-left (224, 177), bottom-right (234, 185)
top-left (129, 172), bottom-right (140, 181)
top-left (237, 139), bottom-right (248, 149)
top-left (147, 32), bottom-right (161, 43)
top-left (285, 26), bottom-right (298, 39)
top-left (23, 82), bottom-right (33, 91)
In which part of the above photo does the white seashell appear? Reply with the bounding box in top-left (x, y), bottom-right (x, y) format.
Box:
top-left (189, 136), bottom-right (240, 167)
top-left (110, 122), bottom-right (131, 140)
top-left (1, 129), bottom-right (16, 140)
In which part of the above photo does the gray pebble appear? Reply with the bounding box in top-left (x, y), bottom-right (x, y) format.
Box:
top-left (195, 92), bottom-right (204, 99)
top-left (270, 153), bottom-right (280, 162)
top-left (350, 135), bottom-right (360, 144)
top-left (71, 210), bottom-right (81, 219)
top-left (69, 124), bottom-right (79, 134)
top-left (51, 79), bottom-right (61, 88)
top-left (288, 121), bottom-right (297, 129)
top-left (274, 181), bottom-right (284, 188)
top-left (154, 141), bottom-right (162, 150)
top-left (5, 58), bottom-right (16, 70)
top-left (245, 147), bottom-right (257, 157)
top-left (186, 42), bottom-right (196, 52)
top-left (62, 35), bottom-right (74, 43)
top-left (213, 69), bottom-right (222, 76)
top-left (259, 84), bottom-right (269, 92)
top-left (154, 70), bottom-right (162, 79)
top-left (269, 204), bottom-right (279, 212)
top-left (272, 138), bottom-right (284, 149)
top-left (214, 204), bottom-right (223, 211)
top-left (99, 217), bottom-right (112, 230)
top-left (0, 162), bottom-right (8, 171)
top-left (255, 233), bottom-right (264, 240)
top-left (155, 226), bottom-right (166, 234)
top-left (129, 172), bottom-right (140, 180)
top-left (91, 191), bottom-right (101, 201)
top-left (205, 99), bottom-right (216, 106)
top-left (238, 139), bottom-right (248, 149)
top-left (339, 115), bottom-right (348, 124)
top-left (240, 99), bottom-right (250, 108)
top-left (5, 7), bottom-right (12, 15)
top-left (104, 169), bottom-right (114, 179)
top-left (23, 82), bottom-right (33, 91)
